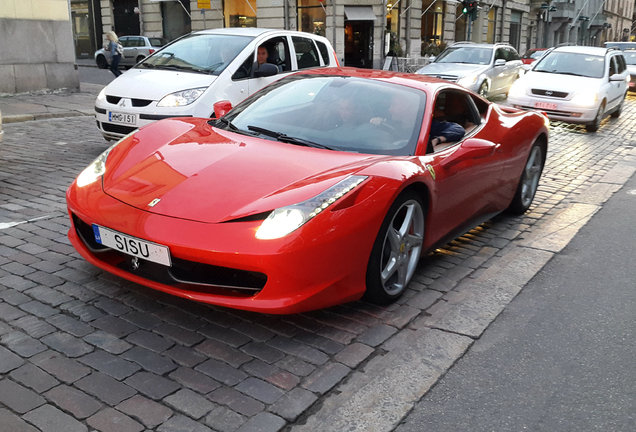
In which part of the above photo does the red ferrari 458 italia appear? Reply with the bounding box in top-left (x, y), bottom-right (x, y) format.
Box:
top-left (67, 68), bottom-right (549, 314)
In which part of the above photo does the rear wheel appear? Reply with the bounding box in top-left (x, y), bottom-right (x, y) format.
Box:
top-left (136, 55), bottom-right (145, 63)
top-left (365, 191), bottom-right (425, 304)
top-left (96, 55), bottom-right (108, 69)
top-left (507, 142), bottom-right (545, 215)
top-left (585, 102), bottom-right (605, 132)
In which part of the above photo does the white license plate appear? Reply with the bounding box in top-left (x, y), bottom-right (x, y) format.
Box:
top-left (534, 102), bottom-right (558, 110)
top-left (108, 111), bottom-right (137, 125)
top-left (92, 225), bottom-right (171, 267)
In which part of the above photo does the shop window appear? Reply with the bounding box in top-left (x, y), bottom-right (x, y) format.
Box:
top-left (224, 0), bottom-right (257, 28)
top-left (421, 1), bottom-right (444, 46)
top-left (298, 0), bottom-right (326, 36)
top-left (487, 7), bottom-right (497, 43)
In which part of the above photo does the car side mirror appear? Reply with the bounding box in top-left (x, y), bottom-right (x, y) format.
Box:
top-left (494, 59), bottom-right (506, 67)
top-left (609, 73), bottom-right (624, 82)
top-left (440, 138), bottom-right (499, 169)
top-left (253, 63), bottom-right (278, 78)
top-left (213, 100), bottom-right (233, 118)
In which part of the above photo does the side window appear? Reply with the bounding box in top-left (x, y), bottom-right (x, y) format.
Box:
top-left (135, 37), bottom-right (145, 47)
top-left (120, 37), bottom-right (132, 48)
top-left (609, 57), bottom-right (617, 76)
top-left (260, 37), bottom-right (292, 72)
top-left (495, 48), bottom-right (506, 61)
top-left (507, 48), bottom-right (520, 61)
top-left (316, 40), bottom-right (330, 66)
top-left (232, 55), bottom-right (253, 81)
top-left (292, 36), bottom-right (320, 69)
top-left (617, 55), bottom-right (626, 73)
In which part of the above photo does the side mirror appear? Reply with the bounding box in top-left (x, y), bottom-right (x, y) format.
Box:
top-left (253, 63), bottom-right (278, 78)
top-left (494, 59), bottom-right (506, 67)
top-left (609, 73), bottom-right (624, 82)
top-left (440, 138), bottom-right (499, 169)
top-left (213, 100), bottom-right (233, 118)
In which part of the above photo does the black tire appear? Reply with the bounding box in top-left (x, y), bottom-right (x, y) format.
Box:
top-left (610, 98), bottom-right (624, 118)
top-left (585, 102), bottom-right (605, 132)
top-left (136, 55), bottom-right (145, 64)
top-left (365, 191), bottom-right (425, 304)
top-left (96, 55), bottom-right (108, 69)
top-left (507, 141), bottom-right (545, 215)
top-left (478, 81), bottom-right (489, 98)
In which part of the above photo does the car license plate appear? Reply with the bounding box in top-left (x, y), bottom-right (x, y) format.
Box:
top-left (108, 111), bottom-right (136, 125)
top-left (92, 224), bottom-right (171, 267)
top-left (534, 102), bottom-right (558, 110)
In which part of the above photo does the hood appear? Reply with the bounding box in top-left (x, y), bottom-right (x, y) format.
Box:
top-left (103, 68), bottom-right (217, 101)
top-left (417, 62), bottom-right (488, 78)
top-left (102, 119), bottom-right (384, 223)
top-left (517, 71), bottom-right (602, 97)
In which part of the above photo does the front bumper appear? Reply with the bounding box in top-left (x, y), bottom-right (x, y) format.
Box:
top-left (66, 179), bottom-right (387, 314)
top-left (507, 95), bottom-right (599, 124)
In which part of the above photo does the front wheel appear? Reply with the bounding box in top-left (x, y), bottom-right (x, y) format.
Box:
top-left (507, 142), bottom-right (545, 215)
top-left (365, 192), bottom-right (425, 304)
top-left (610, 98), bottom-right (624, 118)
top-left (478, 81), bottom-right (489, 98)
top-left (585, 102), bottom-right (605, 132)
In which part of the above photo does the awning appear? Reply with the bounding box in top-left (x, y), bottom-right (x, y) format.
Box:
top-left (344, 6), bottom-right (377, 21)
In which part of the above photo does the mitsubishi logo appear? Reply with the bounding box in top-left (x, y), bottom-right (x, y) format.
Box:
top-left (118, 98), bottom-right (128, 107)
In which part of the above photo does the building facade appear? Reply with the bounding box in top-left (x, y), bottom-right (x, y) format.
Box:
top-left (75, 0), bottom-right (636, 68)
top-left (1, 0), bottom-right (79, 93)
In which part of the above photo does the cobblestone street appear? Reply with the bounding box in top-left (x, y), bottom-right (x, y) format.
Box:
top-left (1, 95), bottom-right (635, 432)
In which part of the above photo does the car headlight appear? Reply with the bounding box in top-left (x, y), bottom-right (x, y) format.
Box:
top-left (76, 132), bottom-right (134, 187)
top-left (570, 91), bottom-right (599, 107)
top-left (157, 87), bottom-right (207, 107)
top-left (457, 75), bottom-right (478, 87)
top-left (255, 175), bottom-right (367, 240)
top-left (97, 88), bottom-right (106, 102)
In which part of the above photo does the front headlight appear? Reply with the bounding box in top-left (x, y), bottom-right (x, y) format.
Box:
top-left (157, 87), bottom-right (207, 107)
top-left (76, 132), bottom-right (133, 187)
top-left (457, 75), bottom-right (478, 87)
top-left (255, 175), bottom-right (367, 240)
top-left (570, 91), bottom-right (599, 107)
top-left (97, 88), bottom-right (106, 102)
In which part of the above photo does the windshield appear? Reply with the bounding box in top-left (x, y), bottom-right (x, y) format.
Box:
top-left (435, 47), bottom-right (492, 65)
top-left (220, 75), bottom-right (426, 156)
top-left (148, 37), bottom-right (165, 47)
top-left (533, 52), bottom-right (605, 78)
top-left (137, 34), bottom-right (253, 75)
top-left (624, 51), bottom-right (636, 65)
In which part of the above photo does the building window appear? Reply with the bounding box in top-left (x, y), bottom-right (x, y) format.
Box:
top-left (298, 0), bottom-right (326, 36)
top-left (421, 0), bottom-right (444, 45)
top-left (386, 1), bottom-right (400, 37)
top-left (224, 0), bottom-right (257, 28)
top-left (509, 10), bottom-right (522, 50)
top-left (487, 7), bottom-right (497, 43)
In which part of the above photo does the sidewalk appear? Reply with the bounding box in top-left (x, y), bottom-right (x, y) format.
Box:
top-left (0, 82), bottom-right (102, 124)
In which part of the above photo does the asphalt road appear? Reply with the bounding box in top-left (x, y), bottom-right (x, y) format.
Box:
top-left (78, 65), bottom-right (118, 86)
top-left (396, 172), bottom-right (636, 431)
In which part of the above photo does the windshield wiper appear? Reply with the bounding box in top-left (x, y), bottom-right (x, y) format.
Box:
top-left (247, 125), bottom-right (333, 150)
top-left (214, 117), bottom-right (239, 131)
top-left (558, 72), bottom-right (588, 77)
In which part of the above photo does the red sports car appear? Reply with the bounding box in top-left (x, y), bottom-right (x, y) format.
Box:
top-left (67, 68), bottom-right (549, 314)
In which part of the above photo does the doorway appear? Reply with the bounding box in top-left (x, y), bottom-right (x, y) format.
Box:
top-left (113, 0), bottom-right (140, 36)
top-left (161, 0), bottom-right (191, 43)
top-left (344, 20), bottom-right (373, 68)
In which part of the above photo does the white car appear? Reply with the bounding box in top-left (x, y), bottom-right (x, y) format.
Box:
top-left (624, 50), bottom-right (636, 92)
top-left (95, 35), bottom-right (166, 69)
top-left (507, 46), bottom-right (629, 132)
top-left (95, 28), bottom-right (339, 140)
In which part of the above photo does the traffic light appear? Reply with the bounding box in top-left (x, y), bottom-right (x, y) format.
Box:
top-left (468, 1), bottom-right (478, 21)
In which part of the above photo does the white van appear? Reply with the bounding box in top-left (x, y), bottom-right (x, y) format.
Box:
top-left (95, 28), bottom-right (339, 140)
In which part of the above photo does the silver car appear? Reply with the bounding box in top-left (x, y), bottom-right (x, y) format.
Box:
top-left (95, 35), bottom-right (165, 69)
top-left (416, 42), bottom-right (523, 98)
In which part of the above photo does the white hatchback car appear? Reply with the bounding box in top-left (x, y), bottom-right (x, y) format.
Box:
top-left (95, 28), bottom-right (338, 140)
top-left (507, 46), bottom-right (629, 132)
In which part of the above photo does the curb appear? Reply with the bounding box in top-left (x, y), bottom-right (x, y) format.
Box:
top-left (3, 111), bottom-right (93, 124)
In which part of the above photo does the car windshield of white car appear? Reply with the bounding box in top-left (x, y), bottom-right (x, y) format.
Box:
top-left (435, 47), bottom-right (492, 65)
top-left (533, 52), bottom-right (605, 78)
top-left (218, 75), bottom-right (426, 156)
top-left (137, 34), bottom-right (253, 75)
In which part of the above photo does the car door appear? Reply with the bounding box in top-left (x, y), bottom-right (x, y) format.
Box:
top-left (607, 55), bottom-right (627, 110)
top-left (504, 47), bottom-right (522, 88)
top-left (245, 35), bottom-right (295, 97)
top-left (422, 90), bottom-right (506, 239)
top-left (120, 37), bottom-right (137, 66)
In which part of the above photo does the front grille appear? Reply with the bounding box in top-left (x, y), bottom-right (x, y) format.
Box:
top-left (72, 214), bottom-right (266, 296)
top-left (101, 123), bottom-right (137, 135)
top-left (106, 95), bottom-right (122, 104)
top-left (531, 89), bottom-right (569, 98)
top-left (426, 74), bottom-right (459, 82)
top-left (131, 98), bottom-right (152, 107)
top-left (517, 105), bottom-right (574, 117)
